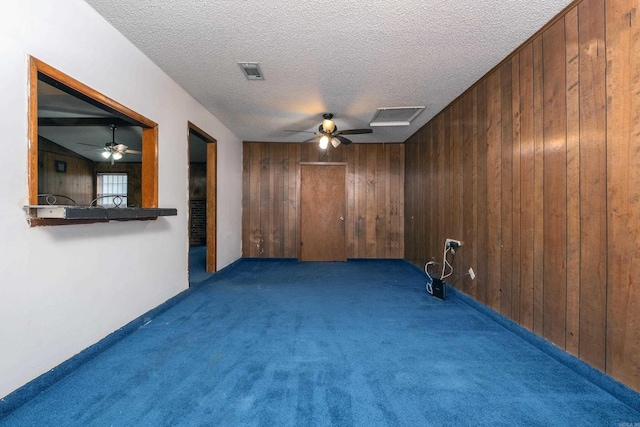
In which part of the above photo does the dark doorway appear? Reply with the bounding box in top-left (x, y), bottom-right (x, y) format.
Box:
top-left (188, 123), bottom-right (217, 284)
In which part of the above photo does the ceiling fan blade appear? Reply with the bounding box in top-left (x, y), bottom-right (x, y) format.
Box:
top-left (124, 149), bottom-right (142, 154)
top-left (114, 144), bottom-right (128, 151)
top-left (335, 135), bottom-right (353, 145)
top-left (337, 129), bottom-right (373, 135)
top-left (77, 142), bottom-right (102, 147)
top-left (283, 130), bottom-right (318, 134)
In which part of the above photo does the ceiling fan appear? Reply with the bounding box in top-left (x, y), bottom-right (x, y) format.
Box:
top-left (286, 113), bottom-right (373, 148)
top-left (79, 124), bottom-right (141, 164)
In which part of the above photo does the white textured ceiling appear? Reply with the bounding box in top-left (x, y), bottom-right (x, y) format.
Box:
top-left (83, 0), bottom-right (572, 144)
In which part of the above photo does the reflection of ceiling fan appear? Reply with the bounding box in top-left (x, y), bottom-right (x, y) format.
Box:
top-left (80, 124), bottom-right (141, 164)
top-left (287, 113), bottom-right (373, 148)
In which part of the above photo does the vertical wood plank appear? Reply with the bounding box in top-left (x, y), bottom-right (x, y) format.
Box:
top-left (272, 144), bottom-right (285, 257)
top-left (437, 114), bottom-right (446, 263)
top-left (443, 108), bottom-right (452, 247)
top-left (346, 145), bottom-right (356, 258)
top-left (500, 60), bottom-right (514, 318)
top-left (397, 145), bottom-right (405, 257)
top-left (542, 17), bottom-right (568, 348)
top-left (291, 144), bottom-right (300, 257)
top-left (390, 145), bottom-right (404, 257)
top-left (451, 101), bottom-right (464, 276)
top-left (511, 55), bottom-right (522, 323)
top-left (486, 69), bottom-right (503, 311)
top-left (377, 145), bottom-right (388, 257)
top-left (462, 89), bottom-right (478, 297)
top-left (267, 144), bottom-right (276, 257)
top-left (366, 146), bottom-right (378, 257)
top-left (578, 0), bottom-right (607, 371)
top-left (532, 35), bottom-right (545, 336)
top-left (606, 0), bottom-right (640, 391)
top-left (565, 5), bottom-right (581, 356)
top-left (356, 145), bottom-right (367, 257)
top-left (476, 80), bottom-right (489, 306)
top-left (426, 124), bottom-right (435, 266)
top-left (259, 144), bottom-right (271, 258)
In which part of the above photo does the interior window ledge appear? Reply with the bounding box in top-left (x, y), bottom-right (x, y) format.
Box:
top-left (24, 206), bottom-right (177, 226)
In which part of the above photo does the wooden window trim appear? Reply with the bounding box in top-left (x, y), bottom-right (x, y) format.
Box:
top-left (28, 56), bottom-right (159, 211)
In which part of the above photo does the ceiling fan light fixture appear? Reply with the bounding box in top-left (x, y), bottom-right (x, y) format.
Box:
top-left (331, 137), bottom-right (341, 148)
top-left (322, 118), bottom-right (335, 133)
top-left (101, 150), bottom-right (111, 159)
top-left (319, 135), bottom-right (329, 149)
top-left (112, 152), bottom-right (123, 160)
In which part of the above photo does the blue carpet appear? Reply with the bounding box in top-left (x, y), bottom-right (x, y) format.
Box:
top-left (1, 259), bottom-right (639, 426)
top-left (189, 245), bottom-right (214, 285)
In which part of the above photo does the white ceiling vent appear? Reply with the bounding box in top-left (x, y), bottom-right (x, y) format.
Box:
top-left (369, 106), bottom-right (425, 126)
top-left (238, 62), bottom-right (264, 80)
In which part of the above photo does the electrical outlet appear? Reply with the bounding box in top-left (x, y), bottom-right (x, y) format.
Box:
top-left (445, 238), bottom-right (463, 248)
top-left (468, 267), bottom-right (475, 280)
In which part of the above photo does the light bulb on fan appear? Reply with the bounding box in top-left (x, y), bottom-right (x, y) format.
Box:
top-left (319, 135), bottom-right (329, 150)
top-left (322, 118), bottom-right (335, 133)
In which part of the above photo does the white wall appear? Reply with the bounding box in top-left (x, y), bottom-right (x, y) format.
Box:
top-left (0, 0), bottom-right (242, 398)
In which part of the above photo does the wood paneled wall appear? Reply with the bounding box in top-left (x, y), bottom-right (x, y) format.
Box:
top-left (242, 142), bottom-right (404, 259)
top-left (38, 137), bottom-right (94, 206)
top-left (404, 0), bottom-right (640, 391)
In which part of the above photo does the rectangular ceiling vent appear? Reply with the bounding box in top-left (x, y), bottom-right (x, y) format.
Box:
top-left (238, 62), bottom-right (264, 80)
top-left (369, 106), bottom-right (425, 126)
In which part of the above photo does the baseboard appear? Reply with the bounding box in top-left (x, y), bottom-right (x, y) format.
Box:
top-left (0, 284), bottom-right (194, 418)
top-left (446, 285), bottom-right (640, 412)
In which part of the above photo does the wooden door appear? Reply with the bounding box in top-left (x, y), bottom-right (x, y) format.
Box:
top-left (299, 163), bottom-right (346, 261)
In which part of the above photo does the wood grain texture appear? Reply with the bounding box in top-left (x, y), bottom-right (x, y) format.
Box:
top-left (486, 69), bottom-right (502, 311)
top-left (206, 142), bottom-right (217, 272)
top-left (578, 0), bottom-right (607, 371)
top-left (462, 89), bottom-right (478, 298)
top-left (404, 0), bottom-right (640, 392)
top-left (542, 16), bottom-right (568, 349)
top-left (500, 60), bottom-right (514, 318)
top-left (565, 5), bottom-right (581, 357)
top-left (476, 80), bottom-right (489, 306)
top-left (532, 34), bottom-right (545, 337)
top-left (29, 57), bottom-right (39, 205)
top-left (38, 137), bottom-right (94, 206)
top-left (242, 142), bottom-right (404, 259)
top-left (511, 56), bottom-right (522, 323)
top-left (299, 163), bottom-right (346, 261)
top-left (606, 0), bottom-right (640, 391)
top-left (518, 44), bottom-right (535, 331)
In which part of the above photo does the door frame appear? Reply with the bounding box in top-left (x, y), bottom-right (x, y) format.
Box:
top-left (297, 162), bottom-right (347, 261)
top-left (188, 122), bottom-right (217, 273)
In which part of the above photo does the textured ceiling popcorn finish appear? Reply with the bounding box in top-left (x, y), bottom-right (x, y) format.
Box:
top-left (84, 0), bottom-right (573, 143)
